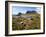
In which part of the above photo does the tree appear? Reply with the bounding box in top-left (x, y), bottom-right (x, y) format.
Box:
top-left (17, 12), bottom-right (22, 16)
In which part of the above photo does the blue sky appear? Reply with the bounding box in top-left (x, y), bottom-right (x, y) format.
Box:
top-left (12, 6), bottom-right (41, 15)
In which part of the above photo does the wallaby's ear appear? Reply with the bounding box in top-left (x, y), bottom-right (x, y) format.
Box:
top-left (20, 22), bottom-right (23, 24)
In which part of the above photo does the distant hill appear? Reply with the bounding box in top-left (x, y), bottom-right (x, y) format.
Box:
top-left (26, 11), bottom-right (37, 14)
top-left (13, 10), bottom-right (37, 16)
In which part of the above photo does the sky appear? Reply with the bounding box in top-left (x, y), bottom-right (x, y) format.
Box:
top-left (12, 6), bottom-right (41, 15)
